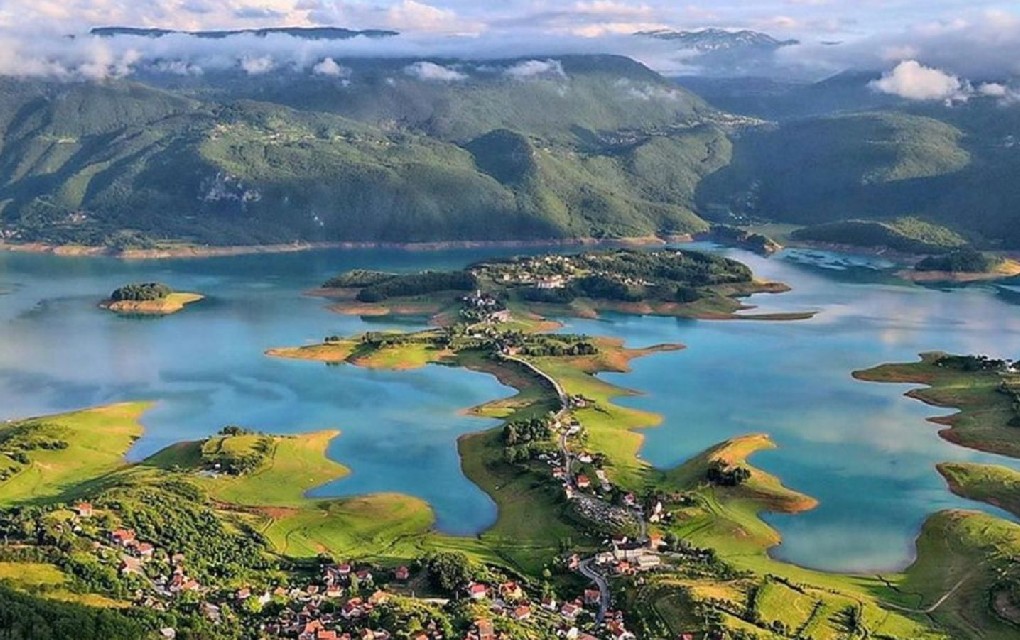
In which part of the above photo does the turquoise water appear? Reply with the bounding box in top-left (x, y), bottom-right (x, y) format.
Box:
top-left (1, 245), bottom-right (1019, 570)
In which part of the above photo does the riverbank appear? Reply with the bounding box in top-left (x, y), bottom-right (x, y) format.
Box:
top-left (0, 235), bottom-right (686, 260)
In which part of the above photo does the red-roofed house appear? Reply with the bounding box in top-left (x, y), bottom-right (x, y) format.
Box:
top-left (511, 605), bottom-right (531, 621)
top-left (498, 581), bottom-right (524, 601)
top-left (467, 582), bottom-right (488, 600)
top-left (111, 529), bottom-right (136, 546)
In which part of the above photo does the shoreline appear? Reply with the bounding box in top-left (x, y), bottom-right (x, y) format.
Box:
top-left (0, 235), bottom-right (688, 261)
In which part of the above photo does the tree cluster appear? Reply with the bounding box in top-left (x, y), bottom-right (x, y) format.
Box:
top-left (706, 461), bottom-right (751, 487)
top-left (915, 248), bottom-right (994, 273)
top-left (110, 283), bottom-right (172, 301)
top-left (355, 271), bottom-right (478, 303)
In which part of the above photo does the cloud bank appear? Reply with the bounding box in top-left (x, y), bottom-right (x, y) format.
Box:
top-left (0, 5), bottom-right (1020, 86)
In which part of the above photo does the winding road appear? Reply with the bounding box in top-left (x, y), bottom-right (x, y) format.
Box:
top-left (579, 558), bottom-right (612, 623)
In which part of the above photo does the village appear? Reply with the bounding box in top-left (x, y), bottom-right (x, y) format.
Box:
top-left (35, 482), bottom-right (666, 640)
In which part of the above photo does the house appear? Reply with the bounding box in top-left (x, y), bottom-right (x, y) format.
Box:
top-left (368, 590), bottom-right (389, 605)
top-left (119, 556), bottom-right (143, 575)
top-left (299, 621), bottom-right (325, 640)
top-left (623, 492), bottom-right (636, 506)
top-left (110, 529), bottom-right (136, 546)
top-left (511, 605), bottom-right (531, 621)
top-left (341, 598), bottom-right (364, 619)
top-left (394, 566), bottom-right (410, 581)
top-left (236, 588), bottom-right (251, 601)
top-left (137, 542), bottom-right (155, 558)
top-left (467, 582), bottom-right (489, 600)
top-left (583, 588), bottom-right (601, 606)
top-left (607, 621), bottom-right (636, 640)
top-left (356, 569), bottom-right (374, 583)
top-left (475, 620), bottom-right (495, 640)
top-left (541, 595), bottom-right (557, 610)
top-left (75, 502), bottom-right (93, 518)
top-left (595, 552), bottom-right (615, 566)
top-left (636, 554), bottom-right (660, 570)
top-left (576, 475), bottom-right (591, 489)
top-left (498, 581), bottom-right (524, 601)
top-left (560, 602), bottom-right (581, 620)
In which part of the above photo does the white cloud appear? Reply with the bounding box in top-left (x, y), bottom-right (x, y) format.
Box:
top-left (503, 59), bottom-right (565, 79)
top-left (869, 60), bottom-right (967, 102)
top-left (240, 54), bottom-right (275, 74)
top-left (403, 60), bottom-right (466, 82)
top-left (312, 56), bottom-right (350, 77)
top-left (978, 82), bottom-right (1007, 97)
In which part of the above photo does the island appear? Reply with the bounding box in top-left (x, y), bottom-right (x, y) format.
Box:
top-left (900, 248), bottom-right (1020, 283)
top-left (99, 282), bottom-right (204, 315)
top-left (311, 248), bottom-right (811, 323)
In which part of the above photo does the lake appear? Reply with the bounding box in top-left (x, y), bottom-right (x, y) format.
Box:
top-left (1, 244), bottom-right (1019, 572)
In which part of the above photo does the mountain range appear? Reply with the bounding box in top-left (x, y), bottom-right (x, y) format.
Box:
top-left (1, 33), bottom-right (1019, 251)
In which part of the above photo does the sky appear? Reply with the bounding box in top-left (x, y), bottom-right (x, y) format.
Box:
top-left (3, 0), bottom-right (1018, 41)
top-left (1, 1), bottom-right (1020, 85)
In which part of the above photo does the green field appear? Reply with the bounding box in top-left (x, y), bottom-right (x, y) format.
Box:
top-left (938, 462), bottom-right (1020, 518)
top-left (0, 403), bottom-right (149, 506)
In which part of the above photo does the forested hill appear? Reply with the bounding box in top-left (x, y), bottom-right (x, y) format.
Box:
top-left (3, 50), bottom-right (1020, 250)
top-left (0, 56), bottom-right (727, 248)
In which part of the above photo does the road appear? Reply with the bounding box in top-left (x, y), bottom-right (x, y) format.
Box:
top-left (507, 354), bottom-right (643, 624)
top-left (880, 573), bottom-right (973, 614)
top-left (503, 354), bottom-right (570, 417)
top-left (579, 558), bottom-right (611, 623)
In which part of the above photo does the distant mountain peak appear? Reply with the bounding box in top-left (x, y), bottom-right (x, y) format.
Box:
top-left (636, 28), bottom-right (799, 51)
top-left (90, 26), bottom-right (399, 40)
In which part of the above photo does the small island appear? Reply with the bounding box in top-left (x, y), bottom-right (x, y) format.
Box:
top-left (901, 247), bottom-right (1020, 283)
top-left (100, 282), bottom-right (204, 316)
